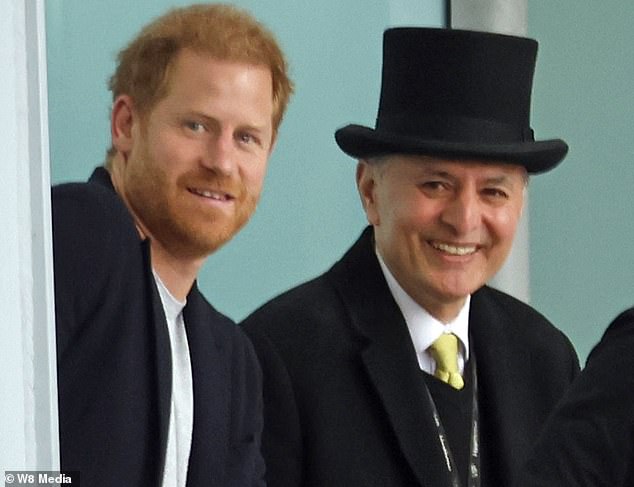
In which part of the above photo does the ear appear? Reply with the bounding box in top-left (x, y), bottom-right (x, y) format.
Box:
top-left (356, 160), bottom-right (380, 225)
top-left (111, 95), bottom-right (137, 158)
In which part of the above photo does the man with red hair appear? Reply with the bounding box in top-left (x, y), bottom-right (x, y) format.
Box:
top-left (52, 5), bottom-right (292, 486)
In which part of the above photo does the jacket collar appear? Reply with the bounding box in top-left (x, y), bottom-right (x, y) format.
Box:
top-left (89, 166), bottom-right (116, 191)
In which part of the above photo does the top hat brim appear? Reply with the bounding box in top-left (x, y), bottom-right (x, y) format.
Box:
top-left (335, 124), bottom-right (568, 174)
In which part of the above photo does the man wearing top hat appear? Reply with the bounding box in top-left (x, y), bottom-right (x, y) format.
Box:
top-left (242, 28), bottom-right (579, 486)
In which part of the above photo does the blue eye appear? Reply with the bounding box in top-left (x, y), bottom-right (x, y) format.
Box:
top-left (185, 121), bottom-right (205, 132)
top-left (237, 132), bottom-right (261, 146)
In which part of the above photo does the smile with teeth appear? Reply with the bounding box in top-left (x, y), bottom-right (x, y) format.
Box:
top-left (431, 241), bottom-right (477, 256)
top-left (189, 187), bottom-right (233, 201)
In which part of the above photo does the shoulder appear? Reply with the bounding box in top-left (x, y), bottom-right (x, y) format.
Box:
top-left (473, 287), bottom-right (580, 386)
top-left (242, 271), bottom-right (341, 338)
top-left (587, 306), bottom-right (634, 364)
top-left (474, 286), bottom-right (575, 350)
top-left (52, 176), bottom-right (146, 334)
top-left (52, 178), bottom-right (140, 276)
top-left (52, 178), bottom-right (136, 241)
top-left (475, 285), bottom-right (553, 326)
top-left (242, 227), bottom-right (377, 334)
top-left (598, 306), bottom-right (634, 341)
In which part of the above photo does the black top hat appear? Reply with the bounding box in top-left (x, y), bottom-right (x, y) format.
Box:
top-left (335, 28), bottom-right (568, 173)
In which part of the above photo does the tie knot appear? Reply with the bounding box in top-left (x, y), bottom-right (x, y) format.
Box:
top-left (430, 333), bottom-right (464, 390)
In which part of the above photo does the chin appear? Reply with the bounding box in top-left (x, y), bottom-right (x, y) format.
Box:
top-left (200, 224), bottom-right (245, 253)
top-left (437, 282), bottom-right (482, 301)
top-left (195, 233), bottom-right (234, 256)
top-left (175, 210), bottom-right (252, 258)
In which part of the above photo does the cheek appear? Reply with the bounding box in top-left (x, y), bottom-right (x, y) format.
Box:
top-left (490, 207), bottom-right (523, 244)
top-left (156, 130), bottom-right (200, 164)
top-left (396, 202), bottom-right (438, 232)
top-left (242, 160), bottom-right (268, 195)
top-left (377, 190), bottom-right (412, 224)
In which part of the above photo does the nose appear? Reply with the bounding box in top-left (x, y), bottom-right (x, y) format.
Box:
top-left (201, 130), bottom-right (236, 176)
top-left (440, 187), bottom-right (482, 236)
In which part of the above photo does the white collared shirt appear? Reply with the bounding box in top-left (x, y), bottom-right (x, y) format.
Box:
top-left (375, 251), bottom-right (471, 375)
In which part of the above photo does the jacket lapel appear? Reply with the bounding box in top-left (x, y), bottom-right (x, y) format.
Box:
top-left (146, 251), bottom-right (230, 482)
top-left (329, 228), bottom-right (453, 487)
top-left (470, 288), bottom-right (534, 483)
top-left (145, 241), bottom-right (172, 480)
top-left (182, 285), bottom-right (230, 483)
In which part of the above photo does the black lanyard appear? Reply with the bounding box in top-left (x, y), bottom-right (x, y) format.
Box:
top-left (425, 356), bottom-right (480, 487)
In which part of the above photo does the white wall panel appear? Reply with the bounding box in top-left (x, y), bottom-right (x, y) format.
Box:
top-left (0, 0), bottom-right (58, 472)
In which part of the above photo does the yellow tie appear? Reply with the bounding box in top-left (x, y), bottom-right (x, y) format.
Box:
top-left (430, 333), bottom-right (464, 390)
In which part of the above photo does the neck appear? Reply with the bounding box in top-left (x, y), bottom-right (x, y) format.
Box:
top-left (107, 158), bottom-right (203, 301)
top-left (421, 297), bottom-right (466, 324)
top-left (150, 242), bottom-right (203, 301)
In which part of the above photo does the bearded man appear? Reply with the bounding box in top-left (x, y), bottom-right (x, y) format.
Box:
top-left (52, 5), bottom-right (292, 486)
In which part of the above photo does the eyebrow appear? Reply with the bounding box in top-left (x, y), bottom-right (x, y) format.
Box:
top-left (418, 169), bottom-right (454, 179)
top-left (483, 175), bottom-right (515, 186)
top-left (419, 168), bottom-right (520, 187)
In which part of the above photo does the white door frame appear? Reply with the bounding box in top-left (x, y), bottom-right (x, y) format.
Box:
top-left (0, 0), bottom-right (59, 471)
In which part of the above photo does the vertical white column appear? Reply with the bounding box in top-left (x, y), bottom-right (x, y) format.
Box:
top-left (450, 0), bottom-right (531, 303)
top-left (0, 0), bottom-right (58, 472)
top-left (450, 0), bottom-right (527, 36)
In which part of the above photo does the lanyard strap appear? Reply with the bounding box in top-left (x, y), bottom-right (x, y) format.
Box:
top-left (425, 357), bottom-right (480, 487)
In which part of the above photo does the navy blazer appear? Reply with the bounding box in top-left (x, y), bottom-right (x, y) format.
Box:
top-left (515, 307), bottom-right (634, 487)
top-left (242, 227), bottom-right (579, 487)
top-left (53, 167), bottom-right (265, 486)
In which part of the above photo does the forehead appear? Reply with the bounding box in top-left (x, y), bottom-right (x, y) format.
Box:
top-left (166, 48), bottom-right (272, 91)
top-left (379, 154), bottom-right (528, 181)
top-left (152, 49), bottom-right (274, 127)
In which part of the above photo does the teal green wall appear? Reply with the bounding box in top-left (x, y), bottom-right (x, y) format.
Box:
top-left (529, 2), bottom-right (634, 361)
top-left (46, 1), bottom-right (445, 321)
top-left (49, 1), bottom-right (631, 362)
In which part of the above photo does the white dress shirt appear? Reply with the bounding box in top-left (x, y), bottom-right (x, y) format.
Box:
top-left (375, 251), bottom-right (471, 375)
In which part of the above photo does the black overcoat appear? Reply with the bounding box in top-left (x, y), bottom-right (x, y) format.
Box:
top-left (243, 227), bottom-right (579, 487)
top-left (53, 167), bottom-right (265, 486)
top-left (515, 307), bottom-right (634, 487)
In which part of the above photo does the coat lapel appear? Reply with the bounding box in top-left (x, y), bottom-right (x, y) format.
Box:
top-left (183, 285), bottom-right (231, 483)
top-left (148, 264), bottom-right (232, 483)
top-left (470, 288), bottom-right (536, 483)
top-left (145, 241), bottom-right (172, 480)
top-left (329, 228), bottom-right (453, 487)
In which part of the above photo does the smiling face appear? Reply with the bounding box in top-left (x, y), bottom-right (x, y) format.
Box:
top-left (111, 49), bottom-right (274, 261)
top-left (357, 154), bottom-right (526, 322)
